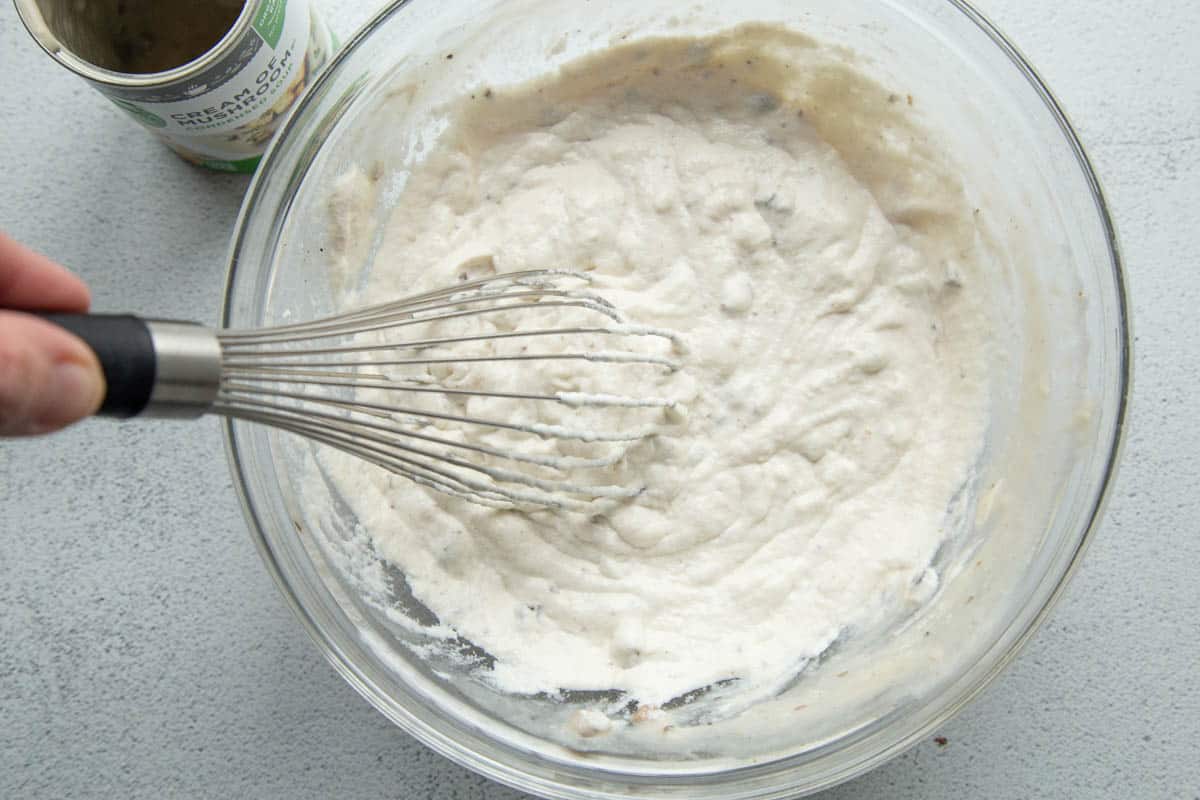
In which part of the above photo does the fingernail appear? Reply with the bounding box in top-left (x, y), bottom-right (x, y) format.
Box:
top-left (36, 360), bottom-right (105, 431)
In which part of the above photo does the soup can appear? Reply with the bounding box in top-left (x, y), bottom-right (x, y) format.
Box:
top-left (14, 0), bottom-right (336, 173)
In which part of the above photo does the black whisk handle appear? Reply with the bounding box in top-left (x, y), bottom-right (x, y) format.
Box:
top-left (37, 313), bottom-right (220, 419)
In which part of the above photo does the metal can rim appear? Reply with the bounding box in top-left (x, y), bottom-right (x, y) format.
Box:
top-left (12, 0), bottom-right (259, 88)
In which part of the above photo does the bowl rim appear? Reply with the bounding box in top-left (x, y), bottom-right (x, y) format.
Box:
top-left (220, 0), bottom-right (1131, 796)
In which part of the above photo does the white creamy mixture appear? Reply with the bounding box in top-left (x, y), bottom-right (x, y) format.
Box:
top-left (323, 28), bottom-right (993, 715)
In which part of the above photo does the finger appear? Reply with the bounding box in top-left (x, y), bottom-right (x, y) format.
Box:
top-left (0, 311), bottom-right (106, 436)
top-left (0, 233), bottom-right (91, 312)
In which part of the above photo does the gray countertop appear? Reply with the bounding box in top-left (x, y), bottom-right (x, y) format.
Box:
top-left (1, 1), bottom-right (1196, 797)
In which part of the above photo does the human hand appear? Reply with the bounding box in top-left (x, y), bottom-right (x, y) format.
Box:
top-left (0, 233), bottom-right (105, 436)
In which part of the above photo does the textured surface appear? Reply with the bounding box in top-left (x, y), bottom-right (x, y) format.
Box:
top-left (0, 1), bottom-right (1196, 798)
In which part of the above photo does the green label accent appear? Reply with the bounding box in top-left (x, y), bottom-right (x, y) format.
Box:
top-left (111, 98), bottom-right (167, 128)
top-left (199, 155), bottom-right (262, 174)
top-left (252, 0), bottom-right (287, 48)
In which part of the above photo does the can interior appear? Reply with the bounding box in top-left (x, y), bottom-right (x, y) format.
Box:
top-left (26, 0), bottom-right (246, 75)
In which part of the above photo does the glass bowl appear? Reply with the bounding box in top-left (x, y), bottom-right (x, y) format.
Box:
top-left (221, 0), bottom-right (1129, 796)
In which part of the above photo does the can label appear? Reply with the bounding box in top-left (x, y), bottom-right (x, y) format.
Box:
top-left (98, 0), bottom-right (333, 172)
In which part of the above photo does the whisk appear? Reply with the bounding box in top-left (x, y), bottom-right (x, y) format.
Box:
top-left (43, 269), bottom-right (682, 510)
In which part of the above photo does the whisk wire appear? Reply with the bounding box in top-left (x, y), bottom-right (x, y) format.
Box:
top-left (215, 269), bottom-right (678, 509)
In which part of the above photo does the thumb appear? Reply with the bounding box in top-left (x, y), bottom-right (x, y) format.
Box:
top-left (0, 311), bottom-right (106, 436)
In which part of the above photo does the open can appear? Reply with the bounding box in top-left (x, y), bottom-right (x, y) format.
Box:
top-left (14, 0), bottom-right (336, 173)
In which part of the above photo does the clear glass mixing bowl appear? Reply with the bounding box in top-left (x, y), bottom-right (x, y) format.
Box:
top-left (221, 0), bottom-right (1129, 796)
